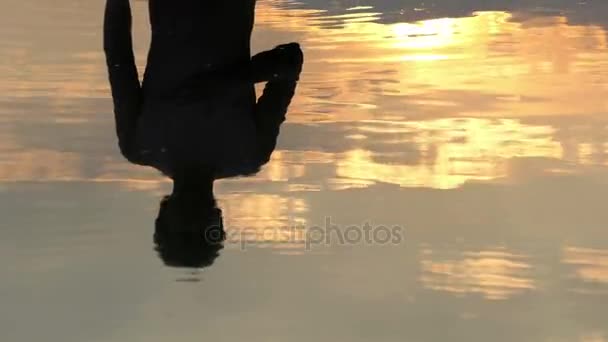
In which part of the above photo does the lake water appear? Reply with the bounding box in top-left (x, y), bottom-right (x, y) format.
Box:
top-left (2, 0), bottom-right (608, 341)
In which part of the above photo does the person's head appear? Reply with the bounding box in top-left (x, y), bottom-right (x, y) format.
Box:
top-left (153, 220), bottom-right (224, 269)
top-left (154, 194), bottom-right (225, 268)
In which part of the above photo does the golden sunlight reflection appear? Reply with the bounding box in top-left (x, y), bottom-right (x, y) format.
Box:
top-left (336, 118), bottom-right (562, 189)
top-left (221, 194), bottom-right (308, 251)
top-left (1, 2), bottom-right (608, 190)
top-left (261, 8), bottom-right (608, 122)
top-left (580, 333), bottom-right (608, 342)
top-left (256, 5), bottom-right (608, 189)
top-left (255, 151), bottom-right (306, 182)
top-left (0, 149), bottom-right (83, 181)
top-left (419, 247), bottom-right (535, 300)
top-left (563, 247), bottom-right (608, 294)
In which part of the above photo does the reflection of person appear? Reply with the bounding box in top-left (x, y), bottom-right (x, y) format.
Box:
top-left (103, 0), bottom-right (303, 243)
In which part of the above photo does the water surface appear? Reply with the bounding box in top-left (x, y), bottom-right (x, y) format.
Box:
top-left (1, 0), bottom-right (608, 341)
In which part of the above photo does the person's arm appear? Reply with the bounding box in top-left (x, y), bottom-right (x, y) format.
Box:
top-left (252, 43), bottom-right (303, 165)
top-left (104, 0), bottom-right (142, 162)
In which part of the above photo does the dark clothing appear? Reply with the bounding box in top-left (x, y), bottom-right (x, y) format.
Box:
top-left (143, 0), bottom-right (255, 99)
top-left (103, 0), bottom-right (302, 178)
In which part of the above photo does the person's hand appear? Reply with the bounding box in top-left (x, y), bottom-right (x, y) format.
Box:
top-left (251, 42), bottom-right (304, 82)
top-left (274, 43), bottom-right (304, 73)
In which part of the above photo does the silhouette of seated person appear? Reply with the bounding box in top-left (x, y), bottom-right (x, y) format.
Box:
top-left (104, 0), bottom-right (303, 266)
